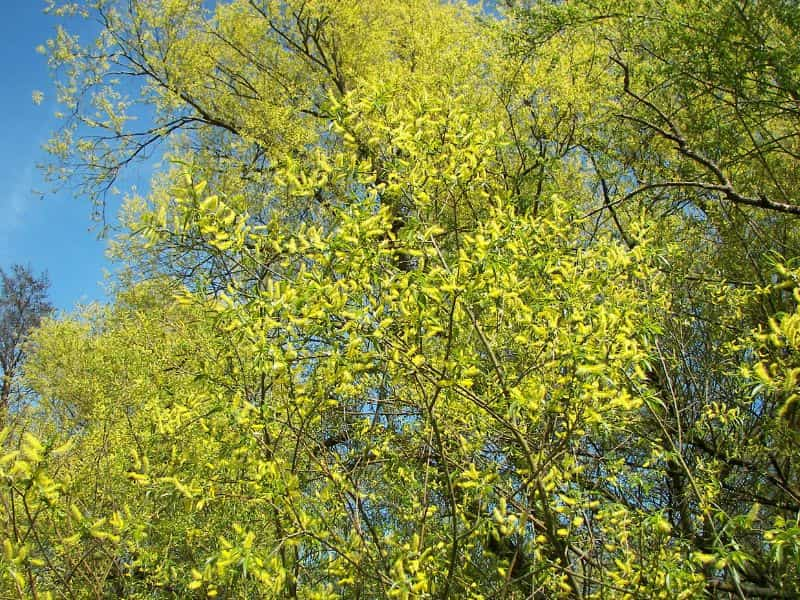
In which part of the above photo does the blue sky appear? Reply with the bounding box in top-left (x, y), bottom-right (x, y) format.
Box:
top-left (0, 3), bottom-right (147, 313)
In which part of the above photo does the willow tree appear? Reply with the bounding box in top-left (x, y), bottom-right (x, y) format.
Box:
top-left (509, 0), bottom-right (800, 597)
top-left (3, 0), bottom-right (798, 598)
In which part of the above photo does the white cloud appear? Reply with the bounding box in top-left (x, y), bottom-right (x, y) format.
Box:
top-left (0, 164), bottom-right (35, 252)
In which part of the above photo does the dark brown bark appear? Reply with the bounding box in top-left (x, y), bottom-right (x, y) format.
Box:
top-left (0, 372), bottom-right (11, 429)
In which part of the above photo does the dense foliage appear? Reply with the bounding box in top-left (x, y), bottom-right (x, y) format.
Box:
top-left (2, 0), bottom-right (799, 597)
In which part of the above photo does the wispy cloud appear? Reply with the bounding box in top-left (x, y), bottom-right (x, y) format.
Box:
top-left (0, 164), bottom-right (36, 255)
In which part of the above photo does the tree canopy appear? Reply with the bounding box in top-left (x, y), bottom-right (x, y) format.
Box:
top-left (2, 0), bottom-right (799, 598)
top-left (0, 265), bottom-right (52, 430)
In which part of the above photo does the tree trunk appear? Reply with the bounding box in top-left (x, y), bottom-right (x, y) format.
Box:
top-left (0, 372), bottom-right (11, 429)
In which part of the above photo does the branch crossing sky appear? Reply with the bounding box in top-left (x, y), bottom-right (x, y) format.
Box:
top-left (0, 3), bottom-right (152, 313)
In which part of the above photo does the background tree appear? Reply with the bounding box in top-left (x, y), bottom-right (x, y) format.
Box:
top-left (0, 265), bottom-right (52, 428)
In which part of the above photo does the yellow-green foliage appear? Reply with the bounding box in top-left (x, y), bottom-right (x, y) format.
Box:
top-left (7, 0), bottom-right (799, 598)
top-left (746, 265), bottom-right (800, 429)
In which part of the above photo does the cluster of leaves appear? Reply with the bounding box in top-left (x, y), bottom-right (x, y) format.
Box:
top-left (3, 0), bottom-right (799, 597)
